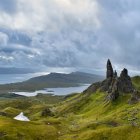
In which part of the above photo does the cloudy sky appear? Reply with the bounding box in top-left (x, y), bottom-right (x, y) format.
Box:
top-left (0, 0), bottom-right (140, 75)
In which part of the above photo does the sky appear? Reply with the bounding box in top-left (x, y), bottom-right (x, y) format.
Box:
top-left (0, 0), bottom-right (140, 75)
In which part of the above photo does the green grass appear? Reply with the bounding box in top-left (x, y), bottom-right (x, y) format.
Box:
top-left (0, 78), bottom-right (140, 139)
top-left (54, 91), bottom-right (140, 140)
top-left (132, 76), bottom-right (140, 90)
top-left (0, 116), bottom-right (58, 140)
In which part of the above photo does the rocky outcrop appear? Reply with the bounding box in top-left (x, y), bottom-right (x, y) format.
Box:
top-left (98, 59), bottom-right (114, 92)
top-left (84, 59), bottom-right (135, 101)
top-left (106, 63), bottom-right (134, 101)
top-left (83, 82), bottom-right (101, 94)
top-left (118, 68), bottom-right (134, 93)
top-left (107, 68), bottom-right (134, 96)
top-left (113, 70), bottom-right (117, 78)
top-left (100, 78), bottom-right (112, 92)
top-left (106, 59), bottom-right (113, 79)
top-left (100, 60), bottom-right (116, 93)
top-left (107, 78), bottom-right (119, 101)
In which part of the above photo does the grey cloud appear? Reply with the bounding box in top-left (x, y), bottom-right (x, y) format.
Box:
top-left (0, 28), bottom-right (32, 46)
top-left (0, 0), bottom-right (17, 13)
top-left (0, 0), bottom-right (140, 75)
top-left (97, 0), bottom-right (140, 70)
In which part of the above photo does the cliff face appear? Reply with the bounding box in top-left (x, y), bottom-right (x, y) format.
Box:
top-left (84, 59), bottom-right (135, 101)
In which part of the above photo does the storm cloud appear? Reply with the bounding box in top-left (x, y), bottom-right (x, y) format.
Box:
top-left (0, 0), bottom-right (140, 75)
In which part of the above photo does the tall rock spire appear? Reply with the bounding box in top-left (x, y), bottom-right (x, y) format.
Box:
top-left (84, 59), bottom-right (135, 100)
top-left (106, 59), bottom-right (113, 79)
top-left (114, 70), bottom-right (117, 78)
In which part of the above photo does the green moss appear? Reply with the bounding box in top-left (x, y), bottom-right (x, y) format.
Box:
top-left (132, 76), bottom-right (140, 90)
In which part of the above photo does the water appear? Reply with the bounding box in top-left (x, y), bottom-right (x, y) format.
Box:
top-left (13, 85), bottom-right (90, 97)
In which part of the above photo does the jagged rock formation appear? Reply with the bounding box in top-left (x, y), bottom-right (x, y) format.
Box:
top-left (84, 59), bottom-right (135, 101)
top-left (104, 60), bottom-right (134, 101)
top-left (83, 82), bottom-right (101, 93)
top-left (114, 70), bottom-right (117, 78)
top-left (107, 78), bottom-right (119, 101)
top-left (118, 68), bottom-right (134, 93)
top-left (100, 60), bottom-right (119, 93)
top-left (99, 59), bottom-right (114, 92)
top-left (106, 59), bottom-right (113, 79)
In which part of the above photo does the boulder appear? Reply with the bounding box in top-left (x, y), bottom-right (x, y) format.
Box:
top-left (41, 108), bottom-right (54, 117)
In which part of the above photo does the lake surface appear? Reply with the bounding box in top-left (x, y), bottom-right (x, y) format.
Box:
top-left (13, 85), bottom-right (90, 97)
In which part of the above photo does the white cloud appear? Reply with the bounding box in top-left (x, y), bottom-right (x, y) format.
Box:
top-left (0, 0), bottom-right (100, 32)
top-left (0, 32), bottom-right (9, 45)
top-left (0, 55), bottom-right (14, 61)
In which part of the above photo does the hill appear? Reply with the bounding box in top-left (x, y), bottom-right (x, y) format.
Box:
top-left (26, 71), bottom-right (104, 84)
top-left (0, 60), bottom-right (140, 139)
top-left (0, 71), bottom-right (104, 92)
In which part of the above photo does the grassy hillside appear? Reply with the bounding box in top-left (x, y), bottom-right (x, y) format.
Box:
top-left (0, 92), bottom-right (140, 140)
top-left (55, 91), bottom-right (140, 140)
top-left (0, 77), bottom-right (140, 139)
top-left (132, 76), bottom-right (140, 90)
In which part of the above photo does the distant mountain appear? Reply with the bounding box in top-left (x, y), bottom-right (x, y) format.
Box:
top-left (0, 71), bottom-right (104, 92)
top-left (0, 67), bottom-right (35, 74)
top-left (26, 71), bottom-right (104, 84)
